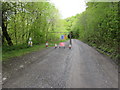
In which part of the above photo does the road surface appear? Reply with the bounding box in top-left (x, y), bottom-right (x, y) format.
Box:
top-left (2, 39), bottom-right (118, 88)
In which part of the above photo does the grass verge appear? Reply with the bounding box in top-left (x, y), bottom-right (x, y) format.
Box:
top-left (2, 39), bottom-right (68, 61)
top-left (2, 44), bottom-right (45, 61)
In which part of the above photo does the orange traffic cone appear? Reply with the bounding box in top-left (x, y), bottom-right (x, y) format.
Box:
top-left (55, 43), bottom-right (57, 49)
top-left (69, 44), bottom-right (72, 49)
top-left (46, 41), bottom-right (48, 48)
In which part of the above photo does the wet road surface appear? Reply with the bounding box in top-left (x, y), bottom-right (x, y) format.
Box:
top-left (3, 39), bottom-right (118, 88)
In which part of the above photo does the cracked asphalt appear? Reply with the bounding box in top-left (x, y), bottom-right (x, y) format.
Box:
top-left (2, 39), bottom-right (118, 88)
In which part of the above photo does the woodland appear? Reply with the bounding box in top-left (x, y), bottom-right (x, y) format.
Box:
top-left (66, 2), bottom-right (119, 62)
top-left (1, 1), bottom-right (119, 62)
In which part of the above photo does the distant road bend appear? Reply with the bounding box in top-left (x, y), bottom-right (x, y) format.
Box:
top-left (3, 39), bottom-right (118, 88)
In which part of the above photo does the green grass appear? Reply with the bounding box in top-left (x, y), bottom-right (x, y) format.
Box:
top-left (2, 39), bottom-right (68, 61)
top-left (2, 44), bottom-right (45, 61)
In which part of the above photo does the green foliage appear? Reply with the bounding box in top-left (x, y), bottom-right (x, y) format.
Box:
top-left (2, 2), bottom-right (119, 62)
top-left (2, 44), bottom-right (45, 61)
top-left (69, 2), bottom-right (119, 61)
top-left (2, 2), bottom-right (64, 46)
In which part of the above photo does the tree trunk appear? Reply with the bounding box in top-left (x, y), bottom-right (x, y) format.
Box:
top-left (14, 10), bottom-right (17, 45)
top-left (2, 19), bottom-right (13, 46)
top-left (2, 35), bottom-right (4, 44)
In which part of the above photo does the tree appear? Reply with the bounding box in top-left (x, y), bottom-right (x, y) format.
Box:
top-left (68, 2), bottom-right (119, 60)
top-left (2, 2), bottom-right (14, 46)
top-left (2, 1), bottom-right (65, 46)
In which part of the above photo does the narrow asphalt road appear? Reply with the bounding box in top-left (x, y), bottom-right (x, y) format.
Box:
top-left (3, 39), bottom-right (118, 88)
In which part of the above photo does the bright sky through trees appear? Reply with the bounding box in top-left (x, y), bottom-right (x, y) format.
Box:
top-left (50, 0), bottom-right (87, 19)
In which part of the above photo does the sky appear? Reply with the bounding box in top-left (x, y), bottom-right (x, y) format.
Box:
top-left (50, 0), bottom-right (87, 19)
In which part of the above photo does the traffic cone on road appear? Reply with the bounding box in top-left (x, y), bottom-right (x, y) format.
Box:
top-left (54, 43), bottom-right (57, 49)
top-left (69, 44), bottom-right (72, 49)
top-left (46, 41), bottom-right (48, 48)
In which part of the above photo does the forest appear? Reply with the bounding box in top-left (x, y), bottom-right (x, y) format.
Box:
top-left (66, 2), bottom-right (119, 62)
top-left (1, 1), bottom-right (119, 63)
top-left (1, 1), bottom-right (67, 53)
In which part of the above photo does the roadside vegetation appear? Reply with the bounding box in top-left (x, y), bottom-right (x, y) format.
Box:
top-left (2, 44), bottom-right (45, 60)
top-left (2, 39), bottom-right (68, 61)
top-left (65, 2), bottom-right (119, 64)
top-left (1, 1), bottom-right (119, 64)
top-left (1, 1), bottom-right (68, 60)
